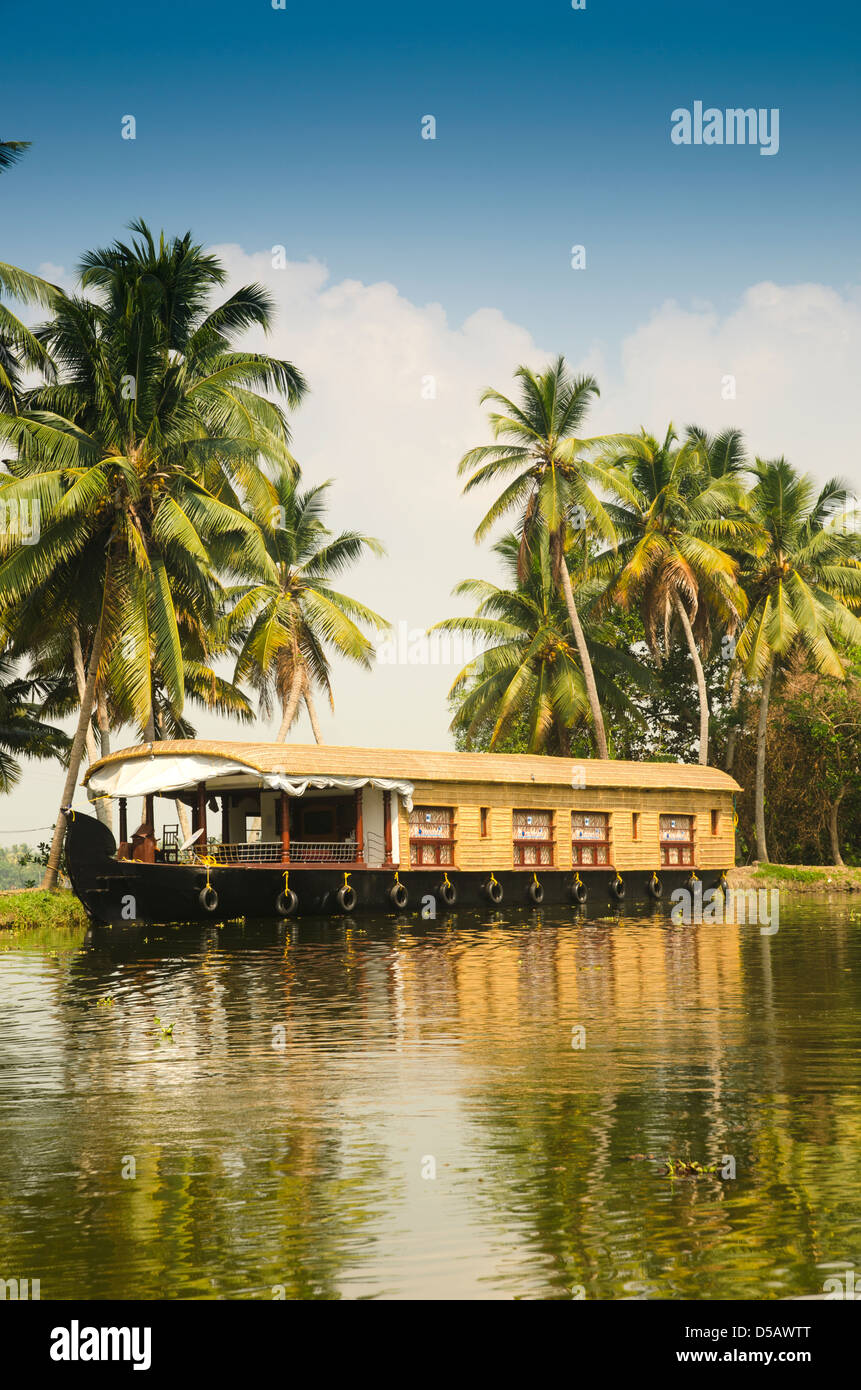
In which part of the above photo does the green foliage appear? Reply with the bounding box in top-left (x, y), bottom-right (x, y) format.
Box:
top-left (227, 474), bottom-right (387, 736)
top-left (733, 665), bottom-right (861, 864)
top-left (439, 532), bottom-right (650, 754)
top-left (0, 888), bottom-right (87, 930)
top-left (0, 655), bottom-right (69, 791)
top-left (0, 844), bottom-right (41, 888)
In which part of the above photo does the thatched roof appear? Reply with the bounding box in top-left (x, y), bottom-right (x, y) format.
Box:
top-left (84, 740), bottom-right (742, 794)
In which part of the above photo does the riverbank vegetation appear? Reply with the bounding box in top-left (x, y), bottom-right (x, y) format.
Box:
top-left (0, 887), bottom-right (88, 930)
top-left (0, 143), bottom-right (859, 874)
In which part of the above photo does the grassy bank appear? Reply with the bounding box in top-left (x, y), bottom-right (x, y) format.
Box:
top-left (0, 887), bottom-right (88, 930)
top-left (729, 864), bottom-right (861, 894)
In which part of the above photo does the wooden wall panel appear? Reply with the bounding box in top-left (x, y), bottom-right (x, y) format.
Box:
top-left (400, 782), bottom-right (736, 871)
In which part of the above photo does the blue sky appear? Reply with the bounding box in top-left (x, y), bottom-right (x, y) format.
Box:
top-left (1, 0), bottom-right (860, 831)
top-left (3, 0), bottom-right (859, 359)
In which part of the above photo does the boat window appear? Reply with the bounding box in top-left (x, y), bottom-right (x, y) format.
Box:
top-left (571, 811), bottom-right (610, 865)
top-left (480, 807), bottom-right (490, 837)
top-left (632, 811), bottom-right (640, 841)
top-left (409, 807), bottom-right (455, 865)
top-left (711, 809), bottom-right (720, 835)
top-left (660, 813), bottom-right (695, 865)
top-left (513, 810), bottom-right (554, 865)
top-left (245, 814), bottom-right (262, 844)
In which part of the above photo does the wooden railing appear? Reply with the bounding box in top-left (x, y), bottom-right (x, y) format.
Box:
top-left (176, 832), bottom-right (389, 867)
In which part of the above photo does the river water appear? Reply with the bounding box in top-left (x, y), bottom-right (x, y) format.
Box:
top-left (1, 899), bottom-right (859, 1300)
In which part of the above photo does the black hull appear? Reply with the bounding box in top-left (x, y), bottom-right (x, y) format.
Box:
top-left (66, 813), bottom-right (727, 926)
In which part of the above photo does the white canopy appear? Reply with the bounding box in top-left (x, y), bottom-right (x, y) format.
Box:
top-left (265, 774), bottom-right (413, 810)
top-left (87, 753), bottom-right (414, 810)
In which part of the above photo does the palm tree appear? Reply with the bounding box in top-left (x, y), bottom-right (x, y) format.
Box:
top-left (0, 221), bottom-right (307, 887)
top-left (458, 357), bottom-right (632, 758)
top-left (229, 473), bottom-right (387, 741)
top-left (0, 652), bottom-right (69, 793)
top-left (432, 532), bottom-right (648, 753)
top-left (0, 137), bottom-right (57, 412)
top-left (0, 140), bottom-right (30, 173)
top-left (598, 425), bottom-right (749, 765)
top-left (735, 459), bottom-right (861, 861)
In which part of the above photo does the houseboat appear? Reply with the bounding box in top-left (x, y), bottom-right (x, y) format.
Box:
top-left (66, 740), bottom-right (740, 924)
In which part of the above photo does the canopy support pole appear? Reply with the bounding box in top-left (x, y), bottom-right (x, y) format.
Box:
top-left (355, 788), bottom-right (364, 864)
top-left (383, 790), bottom-right (393, 866)
top-left (195, 782), bottom-right (208, 852)
top-left (280, 790), bottom-right (290, 864)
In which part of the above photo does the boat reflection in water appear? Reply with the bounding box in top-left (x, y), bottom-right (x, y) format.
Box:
top-left (1, 901), bottom-right (858, 1299)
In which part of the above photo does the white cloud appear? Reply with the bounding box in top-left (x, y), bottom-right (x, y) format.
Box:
top-left (593, 281), bottom-right (861, 477)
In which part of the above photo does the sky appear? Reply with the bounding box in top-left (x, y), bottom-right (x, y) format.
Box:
top-left (1, 0), bottom-right (860, 837)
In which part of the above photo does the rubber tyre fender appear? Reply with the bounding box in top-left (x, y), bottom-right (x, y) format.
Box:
top-left (528, 879), bottom-right (544, 905)
top-left (335, 883), bottom-right (357, 913)
top-left (609, 876), bottom-right (626, 903)
top-left (438, 879), bottom-right (457, 908)
top-left (571, 879), bottom-right (587, 905)
top-left (388, 881), bottom-right (408, 910)
top-left (484, 879), bottom-right (504, 905)
top-left (275, 888), bottom-right (299, 917)
top-left (199, 884), bottom-right (219, 914)
top-left (647, 874), bottom-right (663, 900)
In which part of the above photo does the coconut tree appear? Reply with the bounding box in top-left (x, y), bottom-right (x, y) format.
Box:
top-left (458, 357), bottom-right (634, 758)
top-left (0, 221), bottom-right (307, 888)
top-left (0, 652), bottom-right (69, 793)
top-left (228, 473), bottom-right (387, 741)
top-left (432, 532), bottom-right (648, 753)
top-left (0, 137), bottom-right (58, 410)
top-left (0, 140), bottom-right (30, 173)
top-left (734, 458), bottom-right (861, 861)
top-left (597, 425), bottom-right (750, 765)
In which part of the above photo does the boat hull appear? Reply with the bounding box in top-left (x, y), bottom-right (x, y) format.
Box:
top-left (66, 813), bottom-right (727, 926)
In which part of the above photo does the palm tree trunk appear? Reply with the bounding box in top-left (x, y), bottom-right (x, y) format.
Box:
top-left (724, 664), bottom-right (742, 773)
top-left (276, 665), bottom-right (306, 742)
top-left (754, 658), bottom-right (774, 863)
top-left (828, 784), bottom-right (847, 867)
top-left (97, 690), bottom-right (111, 758)
top-left (554, 534), bottom-right (609, 759)
top-left (71, 625), bottom-right (110, 828)
top-left (303, 680), bottom-right (324, 744)
top-left (42, 622), bottom-right (104, 890)
top-left (672, 592), bottom-right (709, 765)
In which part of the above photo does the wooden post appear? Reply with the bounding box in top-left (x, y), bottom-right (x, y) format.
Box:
top-left (221, 794), bottom-right (230, 845)
top-left (354, 788), bottom-right (364, 864)
top-left (144, 794), bottom-right (154, 831)
top-left (280, 790), bottom-right (290, 863)
top-left (196, 782), bottom-right (207, 851)
top-left (118, 797), bottom-right (128, 843)
top-left (383, 790), bottom-right (393, 865)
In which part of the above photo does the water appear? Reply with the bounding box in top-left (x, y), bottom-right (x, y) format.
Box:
top-left (1, 901), bottom-right (859, 1300)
